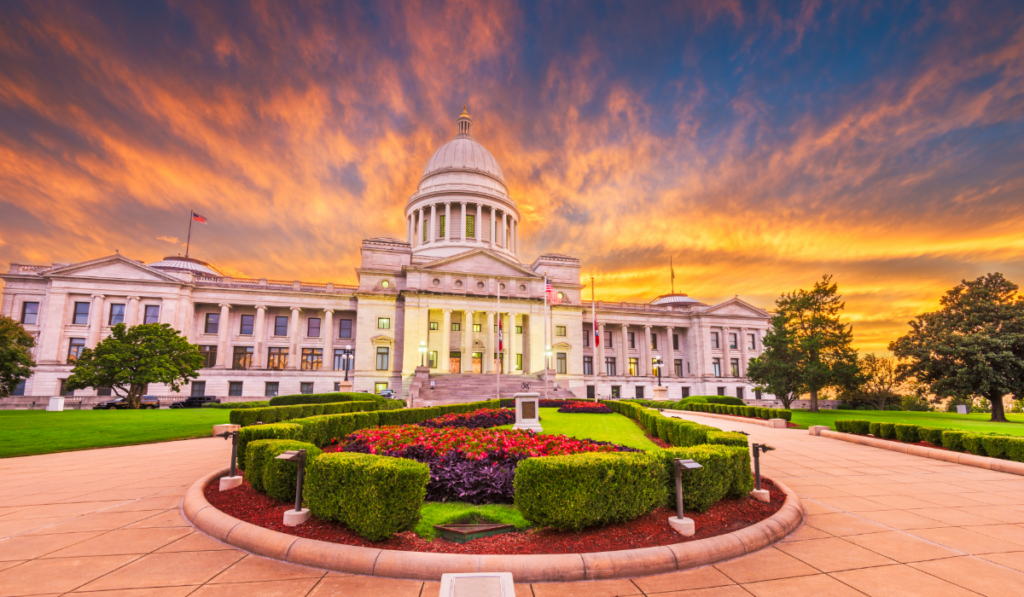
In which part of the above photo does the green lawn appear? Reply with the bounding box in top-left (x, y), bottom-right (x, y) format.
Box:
top-left (498, 407), bottom-right (659, 451)
top-left (415, 501), bottom-right (531, 540)
top-left (0, 409), bottom-right (229, 458)
top-left (790, 409), bottom-right (1024, 436)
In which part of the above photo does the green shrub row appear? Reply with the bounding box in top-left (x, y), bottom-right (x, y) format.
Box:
top-left (203, 400), bottom-right (270, 409)
top-left (833, 419), bottom-right (1024, 462)
top-left (605, 400), bottom-right (749, 449)
top-left (245, 439), bottom-right (323, 502)
top-left (658, 445), bottom-right (754, 511)
top-left (229, 400), bottom-right (385, 426)
top-left (269, 392), bottom-right (387, 406)
top-left (682, 402), bottom-right (792, 421)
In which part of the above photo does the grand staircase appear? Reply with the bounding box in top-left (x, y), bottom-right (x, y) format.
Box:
top-left (412, 370), bottom-right (577, 406)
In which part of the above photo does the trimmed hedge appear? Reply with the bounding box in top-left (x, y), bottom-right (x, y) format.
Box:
top-left (834, 419), bottom-right (1024, 464)
top-left (229, 400), bottom-right (383, 426)
top-left (305, 452), bottom-right (430, 541)
top-left (292, 411), bottom-right (380, 447)
top-left (941, 430), bottom-right (966, 452)
top-left (245, 439), bottom-right (322, 501)
top-left (514, 452), bottom-right (666, 531)
top-left (204, 400), bottom-right (270, 409)
top-left (680, 402), bottom-right (792, 422)
top-left (708, 430), bottom-right (749, 447)
top-left (656, 445), bottom-right (753, 512)
top-left (962, 433), bottom-right (986, 456)
top-left (919, 427), bottom-right (944, 445)
top-left (238, 423), bottom-right (301, 470)
top-left (894, 424), bottom-right (919, 443)
top-left (605, 400), bottom-right (746, 449)
top-left (268, 392), bottom-right (378, 406)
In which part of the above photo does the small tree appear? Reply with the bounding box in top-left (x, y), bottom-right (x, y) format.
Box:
top-left (859, 353), bottom-right (902, 410)
top-left (747, 311), bottom-right (803, 409)
top-left (890, 273), bottom-right (1024, 423)
top-left (65, 323), bottom-right (204, 408)
top-left (0, 315), bottom-right (36, 397)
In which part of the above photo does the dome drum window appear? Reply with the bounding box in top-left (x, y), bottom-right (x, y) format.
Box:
top-left (432, 279), bottom-right (441, 286)
top-left (381, 280), bottom-right (390, 289)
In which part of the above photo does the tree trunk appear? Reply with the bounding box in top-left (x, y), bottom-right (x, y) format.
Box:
top-left (990, 393), bottom-right (1008, 423)
top-left (810, 388), bottom-right (819, 412)
top-left (781, 392), bottom-right (794, 409)
top-left (127, 384), bottom-right (144, 409)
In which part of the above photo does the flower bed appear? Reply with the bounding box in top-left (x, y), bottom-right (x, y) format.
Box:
top-left (419, 408), bottom-right (515, 429)
top-left (540, 399), bottom-right (572, 407)
top-left (557, 401), bottom-right (612, 414)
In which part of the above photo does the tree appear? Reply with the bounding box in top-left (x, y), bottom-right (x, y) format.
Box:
top-left (858, 353), bottom-right (902, 410)
top-left (0, 315), bottom-right (36, 397)
top-left (890, 273), bottom-right (1024, 423)
top-left (65, 323), bottom-right (204, 408)
top-left (747, 311), bottom-right (803, 409)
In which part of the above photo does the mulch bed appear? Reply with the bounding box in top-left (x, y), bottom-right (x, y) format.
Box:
top-left (204, 477), bottom-right (785, 555)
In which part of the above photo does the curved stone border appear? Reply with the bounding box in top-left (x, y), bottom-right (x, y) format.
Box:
top-left (819, 429), bottom-right (1024, 476)
top-left (182, 468), bottom-right (804, 583)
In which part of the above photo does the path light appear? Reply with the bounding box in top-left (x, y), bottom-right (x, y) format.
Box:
top-left (654, 357), bottom-right (664, 386)
top-left (668, 458), bottom-right (703, 536)
top-left (216, 429), bottom-right (242, 491)
top-left (275, 449), bottom-right (310, 526)
top-left (419, 341), bottom-right (427, 367)
top-left (751, 443), bottom-right (775, 502)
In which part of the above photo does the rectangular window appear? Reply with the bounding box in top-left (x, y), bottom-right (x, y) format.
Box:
top-left (516, 353), bottom-right (523, 370)
top-left (144, 305), bottom-right (160, 324)
top-left (556, 352), bottom-right (567, 374)
top-left (675, 359), bottom-right (683, 377)
top-left (239, 314), bottom-right (254, 335)
top-left (423, 220), bottom-right (428, 241)
top-left (516, 325), bottom-right (522, 334)
top-left (377, 317), bottom-right (390, 330)
top-left (556, 325), bottom-right (566, 337)
top-left (339, 318), bottom-right (352, 338)
top-left (636, 386), bottom-right (645, 399)
top-left (301, 348), bottom-right (323, 370)
top-left (308, 317), bottom-right (321, 338)
top-left (711, 332), bottom-right (720, 349)
top-left (583, 330), bottom-right (590, 347)
top-left (587, 385), bottom-right (595, 399)
top-left (300, 382), bottom-right (314, 394)
top-left (229, 381), bottom-right (244, 397)
top-left (451, 322), bottom-right (461, 331)
top-left (429, 321), bottom-right (439, 331)
top-left (191, 381), bottom-right (206, 397)
top-left (268, 347), bottom-right (288, 370)
top-left (274, 316), bottom-right (289, 336)
top-left (628, 332), bottom-right (635, 349)
top-left (59, 379), bottom-right (71, 396)
top-left (439, 215), bottom-right (446, 238)
top-left (108, 304), bottom-right (125, 325)
top-left (605, 357), bottom-right (616, 376)
top-left (199, 345), bottom-right (217, 368)
top-left (583, 356), bottom-right (593, 375)
top-left (606, 332), bottom-right (612, 348)
top-left (652, 358), bottom-right (660, 373)
top-left (651, 334), bottom-right (658, 350)
top-left (232, 346), bottom-right (253, 370)
top-left (376, 346), bottom-right (390, 371)
top-left (748, 334), bottom-right (756, 350)
top-left (755, 390), bottom-right (762, 400)
top-left (466, 214), bottom-right (476, 238)
top-left (12, 380), bottom-right (26, 396)
top-left (712, 358), bottom-right (722, 377)
top-left (21, 302), bottom-right (39, 325)
top-left (265, 382), bottom-right (279, 397)
top-left (729, 333), bottom-right (738, 349)
top-left (628, 357), bottom-right (639, 376)
top-left (737, 387), bottom-right (745, 400)
top-left (429, 350), bottom-right (438, 368)
top-left (473, 323), bottom-right (482, 332)
top-left (730, 358), bottom-right (740, 377)
top-left (375, 382), bottom-right (389, 394)
top-left (673, 334), bottom-right (679, 351)
top-left (73, 302), bottom-right (90, 325)
top-left (67, 338), bottom-right (86, 363)
top-left (681, 387), bottom-right (691, 398)
top-left (334, 349), bottom-right (355, 370)
top-left (717, 386), bottom-right (726, 396)
top-left (611, 385), bottom-right (621, 398)
top-left (205, 313), bottom-right (219, 334)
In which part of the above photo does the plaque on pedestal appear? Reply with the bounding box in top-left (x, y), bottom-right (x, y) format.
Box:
top-left (513, 392), bottom-right (542, 432)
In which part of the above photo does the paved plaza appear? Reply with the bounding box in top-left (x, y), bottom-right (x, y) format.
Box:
top-left (2, 417), bottom-right (1024, 596)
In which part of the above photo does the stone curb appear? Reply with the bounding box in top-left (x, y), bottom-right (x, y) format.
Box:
top-left (662, 410), bottom-right (788, 428)
top-left (819, 430), bottom-right (1024, 476)
top-left (182, 468), bottom-right (804, 583)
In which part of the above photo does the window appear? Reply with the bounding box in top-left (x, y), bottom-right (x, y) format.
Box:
top-left (737, 387), bottom-right (745, 400)
top-left (108, 304), bottom-right (125, 325)
top-left (755, 390), bottom-right (762, 400)
top-left (712, 358), bottom-right (722, 377)
top-left (605, 357), bottom-right (617, 376)
top-left (556, 325), bottom-right (566, 337)
top-left (334, 349), bottom-right (354, 370)
top-left (730, 358), bottom-right (740, 377)
top-left (12, 380), bottom-right (26, 396)
top-left (97, 386), bottom-right (112, 396)
top-left (717, 386), bottom-right (725, 396)
top-left (334, 382), bottom-right (341, 391)
top-left (628, 332), bottom-right (635, 349)
top-left (67, 338), bottom-right (86, 363)
top-left (675, 359), bottom-right (683, 377)
top-left (205, 313), bottom-right (219, 334)
top-left (21, 302), bottom-right (39, 325)
top-left (556, 352), bottom-right (567, 374)
top-left (636, 386), bottom-right (645, 399)
top-left (583, 330), bottom-right (590, 347)
top-left (439, 214), bottom-right (446, 238)
top-left (681, 386), bottom-right (691, 398)
top-left (301, 348), bottom-right (323, 370)
top-left (606, 332), bottom-right (612, 347)
top-left (429, 351), bottom-right (438, 368)
top-left (628, 357), bottom-right (639, 376)
top-left (240, 314), bottom-right (254, 335)
top-left (232, 346), bottom-right (253, 370)
top-left (473, 323), bottom-right (482, 332)
top-left (430, 321), bottom-right (439, 331)
top-left (516, 353), bottom-right (523, 370)
top-left (308, 317), bottom-right (321, 338)
top-left (587, 385), bottom-right (595, 399)
top-left (376, 347), bottom-right (390, 371)
top-left (339, 319), bottom-right (352, 338)
top-left (583, 356), bottom-right (593, 375)
top-left (268, 347), bottom-right (288, 369)
top-left (377, 317), bottom-right (390, 330)
top-left (73, 302), bottom-right (90, 325)
top-left (673, 334), bottom-right (679, 351)
top-left (191, 381), bottom-right (206, 397)
top-left (652, 358), bottom-right (660, 373)
top-left (711, 332), bottom-right (720, 349)
top-left (199, 345), bottom-right (217, 368)
top-left (274, 316), bottom-right (289, 336)
top-left (452, 322), bottom-right (461, 331)
top-left (466, 214), bottom-right (475, 238)
top-left (229, 381), bottom-right (244, 397)
top-left (748, 334), bottom-right (756, 350)
top-left (144, 305), bottom-right (160, 324)
top-left (516, 325), bottom-right (522, 334)
top-left (265, 382), bottom-right (279, 397)
top-left (375, 382), bottom-right (389, 394)
top-left (423, 220), bottom-right (428, 241)
top-left (729, 333), bottom-right (738, 349)
top-left (59, 379), bottom-right (71, 396)
top-left (651, 334), bottom-right (658, 350)
top-left (611, 385), bottom-right (621, 398)
top-left (300, 382), bottom-right (314, 394)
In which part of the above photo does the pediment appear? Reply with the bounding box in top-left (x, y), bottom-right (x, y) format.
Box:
top-left (44, 255), bottom-right (182, 283)
top-left (416, 250), bottom-right (539, 279)
top-left (701, 297), bottom-right (769, 318)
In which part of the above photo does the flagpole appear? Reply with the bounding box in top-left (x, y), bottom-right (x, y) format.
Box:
top-left (185, 210), bottom-right (194, 258)
top-left (497, 277), bottom-right (501, 401)
top-left (592, 275), bottom-right (598, 402)
top-left (670, 256), bottom-right (674, 294)
top-left (543, 272), bottom-right (549, 400)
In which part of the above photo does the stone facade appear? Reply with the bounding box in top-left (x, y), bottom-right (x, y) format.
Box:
top-left (1, 109), bottom-right (771, 402)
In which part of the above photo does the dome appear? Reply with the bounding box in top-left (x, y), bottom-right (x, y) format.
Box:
top-left (651, 293), bottom-right (705, 307)
top-left (415, 106), bottom-right (509, 198)
top-left (149, 256), bottom-right (223, 277)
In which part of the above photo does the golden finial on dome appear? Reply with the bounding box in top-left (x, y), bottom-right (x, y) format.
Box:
top-left (455, 105), bottom-right (473, 139)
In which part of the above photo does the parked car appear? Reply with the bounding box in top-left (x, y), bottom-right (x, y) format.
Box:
top-left (170, 396), bottom-right (220, 409)
top-left (377, 389), bottom-right (396, 399)
top-left (93, 395), bottom-right (160, 410)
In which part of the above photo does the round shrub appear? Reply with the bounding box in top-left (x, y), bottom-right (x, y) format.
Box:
top-left (656, 445), bottom-right (753, 512)
top-left (245, 440), bottom-right (323, 502)
top-left (238, 423), bottom-right (301, 470)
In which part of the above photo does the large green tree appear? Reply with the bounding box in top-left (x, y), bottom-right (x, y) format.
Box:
top-left (747, 311), bottom-right (803, 408)
top-left (0, 315), bottom-right (36, 397)
top-left (890, 273), bottom-right (1024, 423)
top-left (65, 323), bottom-right (204, 408)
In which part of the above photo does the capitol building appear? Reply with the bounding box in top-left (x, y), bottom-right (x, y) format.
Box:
top-left (1, 108), bottom-right (771, 404)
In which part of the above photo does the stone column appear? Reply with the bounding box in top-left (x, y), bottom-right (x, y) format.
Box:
top-left (463, 310), bottom-right (473, 372)
top-left (722, 327), bottom-right (731, 377)
top-left (620, 324), bottom-right (629, 376)
top-left (430, 203), bottom-right (437, 242)
top-left (511, 219), bottom-right (516, 253)
top-left (501, 312), bottom-right (511, 372)
top-left (441, 309), bottom-right (452, 372)
top-left (444, 202), bottom-right (451, 241)
top-left (407, 216), bottom-right (412, 244)
top-left (126, 296), bottom-right (140, 327)
top-left (476, 204), bottom-right (482, 242)
top-left (87, 294), bottom-right (105, 347)
top-left (254, 305), bottom-right (267, 368)
top-left (485, 311), bottom-right (494, 373)
top-left (501, 211), bottom-right (507, 249)
top-left (597, 322), bottom-right (606, 376)
top-left (135, 298), bottom-right (147, 328)
top-left (287, 307), bottom-right (301, 369)
top-left (740, 327), bottom-right (749, 378)
top-left (461, 201), bottom-right (468, 241)
top-left (643, 325), bottom-right (652, 376)
top-left (665, 326), bottom-right (675, 378)
top-left (415, 209), bottom-right (422, 246)
top-left (37, 292), bottom-right (67, 364)
top-left (490, 208), bottom-right (496, 249)
top-left (324, 309), bottom-right (335, 370)
top-left (216, 303), bottom-right (231, 368)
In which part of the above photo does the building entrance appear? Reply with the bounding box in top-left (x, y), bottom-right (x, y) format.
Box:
top-left (450, 352), bottom-right (461, 373)
top-left (472, 352), bottom-right (483, 373)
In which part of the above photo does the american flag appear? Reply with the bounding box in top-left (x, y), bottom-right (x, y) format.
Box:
top-left (546, 276), bottom-right (558, 303)
top-left (498, 317), bottom-right (503, 352)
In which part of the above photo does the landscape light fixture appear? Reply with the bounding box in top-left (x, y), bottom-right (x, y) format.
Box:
top-left (669, 458), bottom-right (703, 536)
top-left (750, 443), bottom-right (775, 502)
top-left (275, 449), bottom-right (310, 526)
top-left (215, 429), bottom-right (242, 490)
top-left (419, 341), bottom-right (427, 367)
top-left (342, 344), bottom-right (354, 382)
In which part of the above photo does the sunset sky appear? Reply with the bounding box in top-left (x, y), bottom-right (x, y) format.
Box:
top-left (1, 0), bottom-right (1023, 352)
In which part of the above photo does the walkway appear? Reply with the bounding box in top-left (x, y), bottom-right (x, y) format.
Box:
top-left (0, 418), bottom-right (1023, 596)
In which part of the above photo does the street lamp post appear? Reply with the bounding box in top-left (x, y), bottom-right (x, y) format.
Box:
top-left (654, 357), bottom-right (664, 386)
top-left (419, 341), bottom-right (427, 367)
top-left (342, 344), bottom-right (353, 382)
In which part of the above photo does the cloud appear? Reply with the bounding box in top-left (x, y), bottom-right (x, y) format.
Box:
top-left (156, 236), bottom-right (178, 244)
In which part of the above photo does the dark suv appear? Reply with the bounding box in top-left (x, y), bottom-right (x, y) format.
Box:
top-left (93, 396), bottom-right (160, 410)
top-left (170, 396), bottom-right (220, 409)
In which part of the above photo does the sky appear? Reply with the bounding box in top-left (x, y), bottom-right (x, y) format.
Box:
top-left (1, 0), bottom-right (1022, 352)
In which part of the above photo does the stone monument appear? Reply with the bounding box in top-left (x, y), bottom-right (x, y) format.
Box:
top-left (512, 392), bottom-right (542, 432)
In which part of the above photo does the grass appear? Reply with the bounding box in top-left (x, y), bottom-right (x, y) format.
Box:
top-left (498, 407), bottom-right (660, 451)
top-left (0, 409), bottom-right (229, 458)
top-left (790, 409), bottom-right (1024, 436)
top-left (415, 501), bottom-right (531, 540)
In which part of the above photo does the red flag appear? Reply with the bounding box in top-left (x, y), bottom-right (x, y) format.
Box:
top-left (498, 317), bottom-right (504, 352)
top-left (191, 211), bottom-right (208, 224)
top-left (594, 315), bottom-right (600, 347)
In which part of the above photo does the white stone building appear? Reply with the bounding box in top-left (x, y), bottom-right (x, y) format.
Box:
top-left (1, 108), bottom-right (771, 404)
